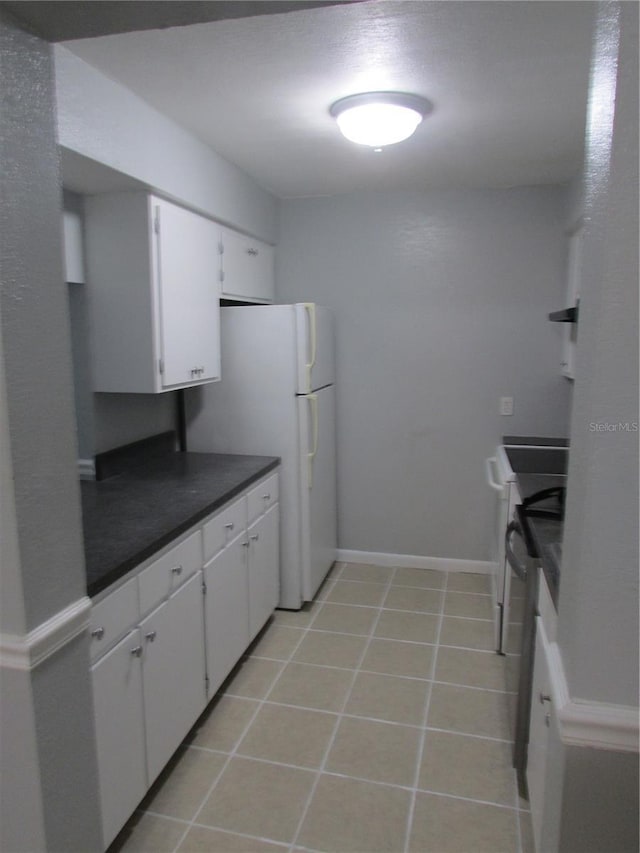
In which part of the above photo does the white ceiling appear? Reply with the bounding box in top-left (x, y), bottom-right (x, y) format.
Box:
top-left (64, 0), bottom-right (595, 199)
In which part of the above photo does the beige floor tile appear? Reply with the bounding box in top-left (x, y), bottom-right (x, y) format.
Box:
top-left (113, 812), bottom-right (187, 853)
top-left (325, 579), bottom-right (387, 607)
top-left (419, 730), bottom-right (517, 805)
top-left (440, 616), bottom-right (495, 651)
top-left (190, 696), bottom-right (260, 753)
top-left (140, 747), bottom-right (227, 821)
top-left (392, 567), bottom-right (446, 589)
top-left (177, 825), bottom-right (286, 852)
top-left (409, 792), bottom-right (519, 853)
top-left (361, 637), bottom-right (434, 679)
top-left (311, 602), bottom-right (378, 635)
top-left (197, 757), bottom-right (315, 843)
top-left (237, 704), bottom-right (336, 768)
top-left (435, 646), bottom-right (508, 691)
top-left (375, 609), bottom-right (439, 644)
top-left (384, 585), bottom-right (443, 614)
top-left (296, 774), bottom-right (412, 852)
top-left (345, 670), bottom-right (429, 725)
top-left (444, 591), bottom-right (494, 619)
top-left (446, 572), bottom-right (492, 594)
top-left (428, 683), bottom-right (511, 739)
top-left (292, 630), bottom-right (367, 669)
top-left (249, 625), bottom-right (305, 660)
top-left (340, 562), bottom-right (394, 583)
top-left (325, 716), bottom-right (422, 786)
top-left (223, 657), bottom-right (284, 699)
top-left (267, 662), bottom-right (354, 712)
top-left (272, 602), bottom-right (319, 628)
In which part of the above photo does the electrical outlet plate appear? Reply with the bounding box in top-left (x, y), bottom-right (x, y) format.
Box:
top-left (500, 396), bottom-right (514, 416)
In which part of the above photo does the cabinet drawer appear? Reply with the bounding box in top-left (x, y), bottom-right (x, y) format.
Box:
top-left (247, 473), bottom-right (279, 524)
top-left (203, 495), bottom-right (247, 563)
top-left (89, 578), bottom-right (139, 662)
top-left (138, 530), bottom-right (202, 615)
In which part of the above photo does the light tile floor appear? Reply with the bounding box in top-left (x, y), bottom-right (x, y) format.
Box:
top-left (110, 564), bottom-right (534, 853)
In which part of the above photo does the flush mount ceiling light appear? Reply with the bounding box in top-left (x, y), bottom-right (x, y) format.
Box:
top-left (330, 92), bottom-right (433, 148)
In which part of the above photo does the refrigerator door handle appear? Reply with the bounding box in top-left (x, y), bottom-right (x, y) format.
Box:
top-left (302, 302), bottom-right (317, 391)
top-left (305, 393), bottom-right (319, 489)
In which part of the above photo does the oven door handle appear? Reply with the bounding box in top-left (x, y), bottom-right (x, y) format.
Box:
top-left (485, 457), bottom-right (505, 493)
top-left (505, 520), bottom-right (528, 582)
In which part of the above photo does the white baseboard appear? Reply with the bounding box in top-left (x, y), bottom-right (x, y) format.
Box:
top-left (77, 458), bottom-right (96, 480)
top-left (336, 549), bottom-right (493, 574)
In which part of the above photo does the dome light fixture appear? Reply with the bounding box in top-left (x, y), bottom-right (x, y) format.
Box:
top-left (330, 91), bottom-right (433, 148)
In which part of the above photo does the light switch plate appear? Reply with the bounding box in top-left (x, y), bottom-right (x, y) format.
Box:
top-left (500, 396), bottom-right (514, 416)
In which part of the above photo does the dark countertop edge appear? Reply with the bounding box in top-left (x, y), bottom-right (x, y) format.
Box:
top-left (503, 435), bottom-right (569, 447)
top-left (86, 457), bottom-right (280, 599)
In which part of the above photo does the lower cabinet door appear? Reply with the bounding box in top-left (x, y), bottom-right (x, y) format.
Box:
top-left (204, 533), bottom-right (250, 695)
top-left (248, 503), bottom-right (280, 640)
top-left (527, 617), bottom-right (553, 851)
top-left (91, 629), bottom-right (147, 850)
top-left (141, 571), bottom-right (207, 784)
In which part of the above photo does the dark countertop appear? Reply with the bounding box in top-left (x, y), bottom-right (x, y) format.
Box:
top-left (82, 452), bottom-right (280, 598)
top-left (503, 435), bottom-right (569, 447)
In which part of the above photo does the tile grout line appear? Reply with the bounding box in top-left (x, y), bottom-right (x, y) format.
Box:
top-left (287, 562), bottom-right (400, 852)
top-left (168, 583), bottom-right (325, 853)
top-left (402, 566), bottom-right (449, 853)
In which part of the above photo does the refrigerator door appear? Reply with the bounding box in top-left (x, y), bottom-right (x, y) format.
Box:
top-left (297, 383), bottom-right (337, 600)
top-left (295, 304), bottom-right (335, 393)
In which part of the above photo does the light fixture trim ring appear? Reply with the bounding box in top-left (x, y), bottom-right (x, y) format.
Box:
top-left (329, 91), bottom-right (433, 120)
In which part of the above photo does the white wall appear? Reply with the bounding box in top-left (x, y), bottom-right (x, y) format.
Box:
top-left (55, 46), bottom-right (278, 244)
top-left (277, 187), bottom-right (572, 562)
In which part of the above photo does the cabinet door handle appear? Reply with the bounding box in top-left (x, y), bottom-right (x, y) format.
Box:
top-left (225, 522), bottom-right (234, 530)
top-left (91, 626), bottom-right (105, 640)
top-left (539, 692), bottom-right (551, 704)
top-left (171, 565), bottom-right (183, 576)
top-left (246, 247), bottom-right (259, 256)
top-left (242, 541), bottom-right (250, 548)
top-left (145, 631), bottom-right (157, 642)
top-left (262, 493), bottom-right (271, 501)
top-left (130, 646), bottom-right (143, 658)
top-left (250, 533), bottom-right (259, 541)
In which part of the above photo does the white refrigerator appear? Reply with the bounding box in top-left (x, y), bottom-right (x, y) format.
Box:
top-left (185, 303), bottom-right (337, 609)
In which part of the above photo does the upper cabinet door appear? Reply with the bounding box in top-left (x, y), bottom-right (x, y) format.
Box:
top-left (154, 199), bottom-right (221, 389)
top-left (219, 226), bottom-right (275, 304)
top-left (85, 192), bottom-right (221, 393)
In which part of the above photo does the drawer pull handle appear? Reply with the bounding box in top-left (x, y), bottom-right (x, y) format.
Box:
top-left (171, 565), bottom-right (183, 576)
top-left (225, 522), bottom-right (235, 530)
top-left (250, 533), bottom-right (259, 541)
top-left (91, 627), bottom-right (105, 640)
top-left (130, 646), bottom-right (143, 658)
top-left (145, 631), bottom-right (157, 642)
top-left (247, 247), bottom-right (259, 256)
top-left (262, 493), bottom-right (271, 500)
top-left (242, 541), bottom-right (250, 548)
top-left (539, 692), bottom-right (551, 704)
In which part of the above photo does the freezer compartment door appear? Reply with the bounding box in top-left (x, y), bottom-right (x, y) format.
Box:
top-left (295, 304), bottom-right (335, 394)
top-left (297, 384), bottom-right (337, 601)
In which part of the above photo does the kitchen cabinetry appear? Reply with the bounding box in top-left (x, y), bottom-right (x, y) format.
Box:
top-left (90, 469), bottom-right (279, 849)
top-left (203, 472), bottom-right (280, 693)
top-left (85, 192), bottom-right (221, 393)
top-left (527, 572), bottom-right (555, 852)
top-left (91, 628), bottom-right (146, 851)
top-left (219, 225), bottom-right (275, 304)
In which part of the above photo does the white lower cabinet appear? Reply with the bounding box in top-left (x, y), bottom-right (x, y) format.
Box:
top-left (90, 469), bottom-right (279, 850)
top-left (527, 615), bottom-right (553, 852)
top-left (141, 571), bottom-right (207, 784)
top-left (91, 629), bottom-right (146, 851)
top-left (204, 533), bottom-right (250, 695)
top-left (248, 503), bottom-right (280, 640)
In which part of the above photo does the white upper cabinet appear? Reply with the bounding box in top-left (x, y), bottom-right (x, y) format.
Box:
top-left (219, 225), bottom-right (275, 304)
top-left (85, 192), bottom-right (221, 393)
